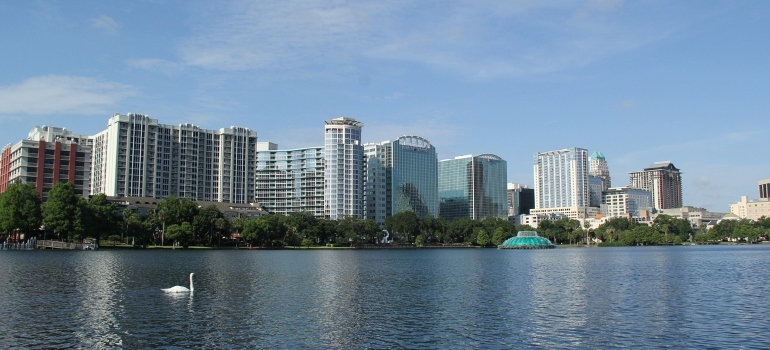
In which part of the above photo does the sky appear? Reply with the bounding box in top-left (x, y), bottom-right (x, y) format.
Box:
top-left (1, 0), bottom-right (768, 212)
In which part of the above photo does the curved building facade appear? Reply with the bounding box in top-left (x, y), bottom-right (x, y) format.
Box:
top-left (364, 135), bottom-right (438, 226)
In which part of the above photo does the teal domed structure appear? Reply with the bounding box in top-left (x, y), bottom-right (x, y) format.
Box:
top-left (498, 230), bottom-right (555, 249)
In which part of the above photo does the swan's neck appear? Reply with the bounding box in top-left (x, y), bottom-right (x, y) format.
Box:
top-left (190, 275), bottom-right (195, 291)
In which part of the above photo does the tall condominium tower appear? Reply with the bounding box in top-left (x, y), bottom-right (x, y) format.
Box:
top-left (533, 147), bottom-right (589, 211)
top-left (588, 151), bottom-right (611, 188)
top-left (629, 161), bottom-right (682, 210)
top-left (364, 136), bottom-right (438, 226)
top-left (438, 154), bottom-right (508, 221)
top-left (91, 113), bottom-right (257, 203)
top-left (324, 117), bottom-right (364, 220)
top-left (255, 142), bottom-right (325, 217)
top-left (0, 126), bottom-right (92, 201)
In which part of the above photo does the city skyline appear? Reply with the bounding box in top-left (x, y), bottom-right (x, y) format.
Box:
top-left (1, 1), bottom-right (768, 211)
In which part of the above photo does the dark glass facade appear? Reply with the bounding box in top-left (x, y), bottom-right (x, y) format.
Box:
top-left (438, 154), bottom-right (507, 221)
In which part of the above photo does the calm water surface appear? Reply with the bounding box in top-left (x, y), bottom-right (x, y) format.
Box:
top-left (1, 245), bottom-right (769, 349)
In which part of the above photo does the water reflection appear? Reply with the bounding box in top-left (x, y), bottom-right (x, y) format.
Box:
top-left (2, 246), bottom-right (770, 348)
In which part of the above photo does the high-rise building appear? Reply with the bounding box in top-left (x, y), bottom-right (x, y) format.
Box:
top-left (324, 117), bottom-right (364, 220)
top-left (364, 136), bottom-right (438, 226)
top-left (533, 148), bottom-right (589, 209)
top-left (588, 151), bottom-right (611, 188)
top-left (0, 126), bottom-right (92, 201)
top-left (507, 183), bottom-right (535, 217)
top-left (601, 186), bottom-right (653, 218)
top-left (438, 154), bottom-right (508, 221)
top-left (91, 113), bottom-right (257, 203)
top-left (531, 147), bottom-right (595, 219)
top-left (255, 142), bottom-right (325, 217)
top-left (588, 151), bottom-right (611, 208)
top-left (759, 178), bottom-right (770, 200)
top-left (629, 161), bottom-right (682, 210)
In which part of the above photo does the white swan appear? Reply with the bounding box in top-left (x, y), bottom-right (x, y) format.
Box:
top-left (162, 273), bottom-right (194, 293)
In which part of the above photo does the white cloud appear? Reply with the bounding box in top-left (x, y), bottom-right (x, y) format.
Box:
top-left (126, 0), bottom-right (679, 79)
top-left (177, 1), bottom-right (380, 71)
top-left (91, 15), bottom-right (119, 33)
top-left (0, 75), bottom-right (136, 115)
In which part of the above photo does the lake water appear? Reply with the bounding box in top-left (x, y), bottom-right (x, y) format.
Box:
top-left (1, 245), bottom-right (769, 349)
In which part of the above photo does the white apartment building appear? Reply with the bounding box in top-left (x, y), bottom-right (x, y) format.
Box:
top-left (255, 142), bottom-right (325, 217)
top-left (324, 117), bottom-right (364, 220)
top-left (601, 186), bottom-right (653, 218)
top-left (533, 147), bottom-right (592, 218)
top-left (91, 113), bottom-right (257, 203)
top-left (0, 126), bottom-right (92, 200)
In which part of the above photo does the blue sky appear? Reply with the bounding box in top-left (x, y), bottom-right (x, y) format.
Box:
top-left (1, 0), bottom-right (768, 212)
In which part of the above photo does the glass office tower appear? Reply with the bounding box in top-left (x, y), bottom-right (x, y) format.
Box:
top-left (364, 136), bottom-right (438, 226)
top-left (438, 154), bottom-right (508, 221)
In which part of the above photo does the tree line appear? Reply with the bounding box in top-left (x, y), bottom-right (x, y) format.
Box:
top-left (0, 181), bottom-right (525, 247)
top-left (2, 180), bottom-right (768, 247)
top-left (551, 215), bottom-right (770, 246)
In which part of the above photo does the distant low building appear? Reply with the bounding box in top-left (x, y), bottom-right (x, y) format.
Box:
top-left (729, 195), bottom-right (770, 221)
top-left (654, 206), bottom-right (727, 229)
top-left (601, 186), bottom-right (653, 218)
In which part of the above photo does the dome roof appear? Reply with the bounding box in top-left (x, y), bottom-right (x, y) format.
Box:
top-left (498, 231), bottom-right (555, 249)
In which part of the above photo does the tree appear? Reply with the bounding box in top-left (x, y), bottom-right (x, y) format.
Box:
top-left (419, 216), bottom-right (446, 243)
top-left (491, 227), bottom-right (511, 246)
top-left (286, 211), bottom-right (318, 242)
top-left (241, 215), bottom-right (287, 246)
top-left (121, 209), bottom-right (137, 244)
top-left (475, 227), bottom-right (491, 246)
top-left (83, 194), bottom-right (118, 244)
top-left (165, 222), bottom-right (194, 248)
top-left (42, 182), bottom-right (83, 241)
top-left (193, 205), bottom-right (227, 245)
top-left (653, 214), bottom-right (675, 243)
top-left (156, 196), bottom-right (199, 245)
top-left (385, 211), bottom-right (420, 243)
top-left (0, 181), bottom-right (42, 238)
top-left (444, 217), bottom-right (477, 244)
top-left (710, 219), bottom-right (737, 241)
top-left (733, 219), bottom-right (760, 243)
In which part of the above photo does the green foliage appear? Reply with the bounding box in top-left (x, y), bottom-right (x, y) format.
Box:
top-left (445, 217), bottom-right (478, 243)
top-left (733, 219), bottom-right (761, 243)
top-left (491, 227), bottom-right (511, 246)
top-left (42, 182), bottom-right (83, 241)
top-left (474, 227), bottom-right (491, 246)
top-left (419, 216), bottom-right (446, 243)
top-left (192, 205), bottom-right (228, 245)
top-left (83, 193), bottom-right (119, 243)
top-left (165, 222), bottom-right (194, 247)
top-left (156, 196), bottom-right (200, 229)
top-left (414, 234), bottom-right (424, 247)
top-left (0, 180), bottom-right (42, 235)
top-left (385, 211), bottom-right (420, 242)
